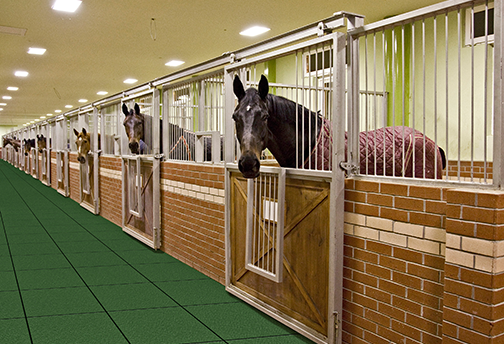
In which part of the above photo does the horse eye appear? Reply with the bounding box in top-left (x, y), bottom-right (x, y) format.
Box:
top-left (262, 113), bottom-right (269, 120)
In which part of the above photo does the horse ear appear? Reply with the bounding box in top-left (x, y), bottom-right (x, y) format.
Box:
top-left (122, 104), bottom-right (129, 116)
top-left (82, 128), bottom-right (87, 135)
top-left (73, 128), bottom-right (79, 137)
top-left (37, 135), bottom-right (40, 139)
top-left (233, 75), bottom-right (245, 101)
top-left (258, 75), bottom-right (269, 100)
top-left (134, 103), bottom-right (140, 115)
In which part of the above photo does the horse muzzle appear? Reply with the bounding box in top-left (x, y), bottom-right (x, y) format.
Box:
top-left (77, 156), bottom-right (86, 164)
top-left (129, 141), bottom-right (139, 154)
top-left (238, 153), bottom-right (260, 179)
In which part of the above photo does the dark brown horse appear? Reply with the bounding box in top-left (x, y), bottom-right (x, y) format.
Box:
top-left (37, 135), bottom-right (47, 153)
top-left (23, 139), bottom-right (35, 156)
top-left (122, 103), bottom-right (149, 154)
top-left (73, 128), bottom-right (100, 164)
top-left (3, 137), bottom-right (21, 152)
top-left (232, 75), bottom-right (446, 179)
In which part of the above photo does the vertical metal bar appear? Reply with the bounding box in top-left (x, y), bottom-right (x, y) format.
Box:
top-left (391, 27), bottom-right (396, 176)
top-left (412, 21), bottom-right (416, 177)
top-left (483, 0), bottom-right (489, 183)
top-left (457, 8), bottom-right (462, 182)
top-left (382, 30), bottom-right (387, 176)
top-left (422, 18), bottom-right (427, 179)
top-left (433, 16), bottom-right (438, 179)
top-left (364, 34), bottom-right (369, 176)
top-left (471, 4), bottom-right (475, 182)
top-left (445, 11), bottom-right (449, 181)
top-left (373, 32), bottom-right (378, 176)
top-left (493, 0), bottom-right (504, 187)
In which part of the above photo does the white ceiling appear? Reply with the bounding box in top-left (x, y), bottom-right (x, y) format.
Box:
top-left (0, 0), bottom-right (439, 129)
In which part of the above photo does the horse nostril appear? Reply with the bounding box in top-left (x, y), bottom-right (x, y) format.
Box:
top-left (239, 155), bottom-right (260, 177)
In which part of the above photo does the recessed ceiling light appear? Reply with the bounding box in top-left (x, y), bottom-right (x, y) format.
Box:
top-left (2, 96), bottom-right (12, 100)
top-left (7, 87), bottom-right (18, 91)
top-left (240, 26), bottom-right (270, 37)
top-left (97, 91), bottom-right (108, 96)
top-left (78, 99), bottom-right (87, 103)
top-left (52, 0), bottom-right (82, 13)
top-left (40, 116), bottom-right (46, 119)
top-left (123, 78), bottom-right (138, 84)
top-left (55, 110), bottom-right (62, 113)
top-left (65, 105), bottom-right (73, 108)
top-left (0, 108), bottom-right (3, 111)
top-left (0, 103), bottom-right (6, 106)
top-left (15, 71), bottom-right (29, 77)
top-left (165, 60), bottom-right (185, 67)
top-left (28, 47), bottom-right (46, 55)
top-left (30, 121), bottom-right (35, 124)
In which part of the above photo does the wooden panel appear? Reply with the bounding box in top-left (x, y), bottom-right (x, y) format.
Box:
top-left (123, 159), bottom-right (154, 241)
top-left (230, 172), bottom-right (330, 336)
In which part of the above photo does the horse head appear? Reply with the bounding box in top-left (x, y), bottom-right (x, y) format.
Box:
top-left (232, 75), bottom-right (270, 178)
top-left (74, 128), bottom-right (91, 164)
top-left (23, 139), bottom-right (33, 156)
top-left (37, 134), bottom-right (47, 153)
top-left (122, 103), bottom-right (144, 154)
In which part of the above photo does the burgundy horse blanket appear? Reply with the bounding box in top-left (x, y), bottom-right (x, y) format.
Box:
top-left (303, 120), bottom-right (444, 179)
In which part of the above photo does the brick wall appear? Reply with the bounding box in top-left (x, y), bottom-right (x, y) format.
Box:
top-left (343, 178), bottom-right (504, 344)
top-left (160, 161), bottom-right (226, 284)
top-left (443, 189), bottom-right (504, 343)
top-left (98, 156), bottom-right (122, 227)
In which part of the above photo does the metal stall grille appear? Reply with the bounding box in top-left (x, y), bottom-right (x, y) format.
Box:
top-left (55, 117), bottom-right (69, 197)
top-left (121, 89), bottom-right (161, 250)
top-left (162, 71), bottom-right (224, 163)
top-left (348, 0), bottom-right (495, 184)
top-left (227, 36), bottom-right (336, 172)
top-left (245, 168), bottom-right (286, 283)
top-left (100, 103), bottom-right (119, 156)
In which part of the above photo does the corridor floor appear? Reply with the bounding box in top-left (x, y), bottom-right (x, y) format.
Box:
top-left (0, 161), bottom-right (312, 343)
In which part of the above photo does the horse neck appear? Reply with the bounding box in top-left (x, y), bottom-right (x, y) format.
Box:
top-left (266, 95), bottom-right (321, 168)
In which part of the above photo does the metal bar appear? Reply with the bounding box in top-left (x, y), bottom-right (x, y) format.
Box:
top-left (493, 0), bottom-right (504, 187)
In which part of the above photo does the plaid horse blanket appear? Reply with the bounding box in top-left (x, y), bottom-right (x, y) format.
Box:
top-left (303, 121), bottom-right (444, 179)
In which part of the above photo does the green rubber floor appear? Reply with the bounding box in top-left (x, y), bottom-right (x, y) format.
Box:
top-left (0, 160), bottom-right (312, 344)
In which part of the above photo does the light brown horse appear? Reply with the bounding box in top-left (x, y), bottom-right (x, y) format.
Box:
top-left (3, 137), bottom-right (21, 152)
top-left (73, 128), bottom-right (100, 164)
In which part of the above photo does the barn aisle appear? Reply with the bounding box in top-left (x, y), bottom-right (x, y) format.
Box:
top-left (0, 160), bottom-right (311, 344)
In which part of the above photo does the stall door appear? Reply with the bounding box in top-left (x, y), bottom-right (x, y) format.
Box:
top-left (121, 156), bottom-right (160, 249)
top-left (228, 170), bottom-right (331, 342)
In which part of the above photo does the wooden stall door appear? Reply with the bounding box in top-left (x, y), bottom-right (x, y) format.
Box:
top-left (230, 171), bottom-right (330, 338)
top-left (122, 156), bottom-right (160, 249)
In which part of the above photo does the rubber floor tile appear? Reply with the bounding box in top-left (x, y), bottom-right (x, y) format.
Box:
top-left (4, 225), bottom-right (47, 235)
top-left (134, 262), bottom-right (208, 282)
top-left (115, 248), bottom-right (179, 265)
top-left (0, 318), bottom-right (31, 344)
top-left (65, 251), bottom-right (127, 268)
top-left (104, 237), bottom-right (152, 251)
top-left (0, 244), bottom-right (9, 257)
top-left (0, 271), bottom-right (18, 291)
top-left (0, 256), bottom-right (13, 271)
top-left (56, 240), bottom-right (109, 254)
top-left (227, 334), bottom-right (314, 343)
top-left (185, 302), bottom-right (296, 340)
top-left (43, 224), bottom-right (88, 233)
top-left (0, 291), bottom-right (25, 319)
top-left (21, 287), bottom-right (102, 317)
top-left (6, 232), bottom-right (53, 244)
top-left (28, 312), bottom-right (128, 344)
top-left (12, 254), bottom-right (71, 271)
top-left (91, 229), bottom-right (130, 241)
top-left (90, 283), bottom-right (177, 311)
top-left (16, 268), bottom-right (84, 290)
top-left (76, 265), bottom-right (148, 286)
top-left (110, 307), bottom-right (222, 343)
top-left (156, 279), bottom-right (240, 306)
top-left (9, 242), bottom-right (60, 256)
top-left (50, 231), bottom-right (96, 242)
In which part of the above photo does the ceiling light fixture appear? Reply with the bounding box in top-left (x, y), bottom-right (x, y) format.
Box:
top-left (0, 103), bottom-right (6, 106)
top-left (52, 0), bottom-right (82, 13)
top-left (97, 91), bottom-right (108, 96)
top-left (0, 108), bottom-right (3, 111)
top-left (78, 99), bottom-right (87, 103)
top-left (240, 26), bottom-right (270, 37)
top-left (123, 78), bottom-right (138, 84)
top-left (15, 71), bottom-right (29, 77)
top-left (165, 60), bottom-right (185, 67)
top-left (65, 105), bottom-right (73, 108)
top-left (2, 96), bottom-right (12, 100)
top-left (40, 116), bottom-right (46, 119)
top-left (7, 87), bottom-right (19, 91)
top-left (28, 47), bottom-right (46, 55)
top-left (55, 110), bottom-right (62, 113)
